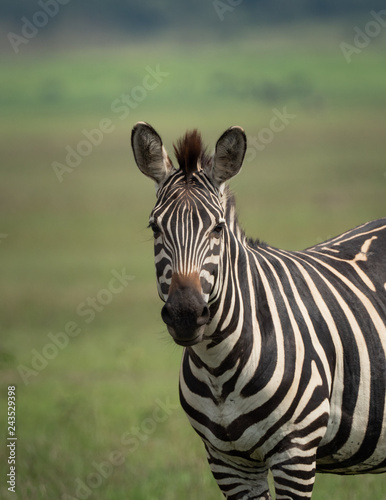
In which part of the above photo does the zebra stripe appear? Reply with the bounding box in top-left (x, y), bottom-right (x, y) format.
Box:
top-left (132, 123), bottom-right (386, 499)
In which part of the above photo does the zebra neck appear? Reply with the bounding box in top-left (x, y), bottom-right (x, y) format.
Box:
top-left (190, 220), bottom-right (263, 375)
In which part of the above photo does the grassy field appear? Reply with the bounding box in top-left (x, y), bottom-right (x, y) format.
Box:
top-left (0, 22), bottom-right (386, 499)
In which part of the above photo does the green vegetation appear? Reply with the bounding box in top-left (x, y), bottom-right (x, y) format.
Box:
top-left (0, 24), bottom-right (385, 499)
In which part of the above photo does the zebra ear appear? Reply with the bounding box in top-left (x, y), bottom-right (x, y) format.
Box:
top-left (207, 126), bottom-right (247, 190)
top-left (131, 122), bottom-right (174, 188)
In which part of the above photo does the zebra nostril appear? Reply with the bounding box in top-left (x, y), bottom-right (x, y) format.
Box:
top-left (197, 305), bottom-right (210, 326)
top-left (161, 303), bottom-right (174, 326)
top-left (162, 301), bottom-right (210, 328)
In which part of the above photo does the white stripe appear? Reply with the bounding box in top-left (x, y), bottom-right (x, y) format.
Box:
top-left (309, 236), bottom-right (377, 292)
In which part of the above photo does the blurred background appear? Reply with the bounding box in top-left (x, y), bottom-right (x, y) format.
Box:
top-left (0, 1), bottom-right (385, 498)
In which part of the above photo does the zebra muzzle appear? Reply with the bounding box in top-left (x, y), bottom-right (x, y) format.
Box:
top-left (161, 273), bottom-right (210, 346)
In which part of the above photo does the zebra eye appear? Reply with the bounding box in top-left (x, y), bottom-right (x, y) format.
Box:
top-left (148, 221), bottom-right (161, 238)
top-left (212, 222), bottom-right (224, 237)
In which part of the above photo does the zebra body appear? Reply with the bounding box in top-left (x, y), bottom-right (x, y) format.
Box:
top-left (132, 122), bottom-right (386, 499)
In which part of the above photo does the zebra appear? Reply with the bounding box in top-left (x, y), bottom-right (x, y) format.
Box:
top-left (131, 121), bottom-right (386, 499)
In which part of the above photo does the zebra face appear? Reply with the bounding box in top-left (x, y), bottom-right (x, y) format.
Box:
top-left (132, 122), bottom-right (246, 346)
top-left (149, 173), bottom-right (226, 345)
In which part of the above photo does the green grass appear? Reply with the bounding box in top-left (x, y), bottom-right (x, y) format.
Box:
top-left (0, 23), bottom-right (386, 499)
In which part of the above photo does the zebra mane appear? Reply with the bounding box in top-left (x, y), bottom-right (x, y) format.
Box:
top-left (173, 130), bottom-right (210, 182)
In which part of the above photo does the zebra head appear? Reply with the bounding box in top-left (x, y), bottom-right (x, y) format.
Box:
top-left (132, 122), bottom-right (246, 346)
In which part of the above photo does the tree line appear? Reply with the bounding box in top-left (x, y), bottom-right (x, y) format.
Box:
top-left (2, 0), bottom-right (385, 35)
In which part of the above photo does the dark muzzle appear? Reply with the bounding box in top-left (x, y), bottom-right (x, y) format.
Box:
top-left (161, 283), bottom-right (210, 346)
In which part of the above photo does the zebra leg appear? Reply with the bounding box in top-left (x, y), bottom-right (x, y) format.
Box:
top-left (206, 447), bottom-right (272, 499)
top-left (215, 468), bottom-right (272, 500)
top-left (270, 457), bottom-right (317, 499)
